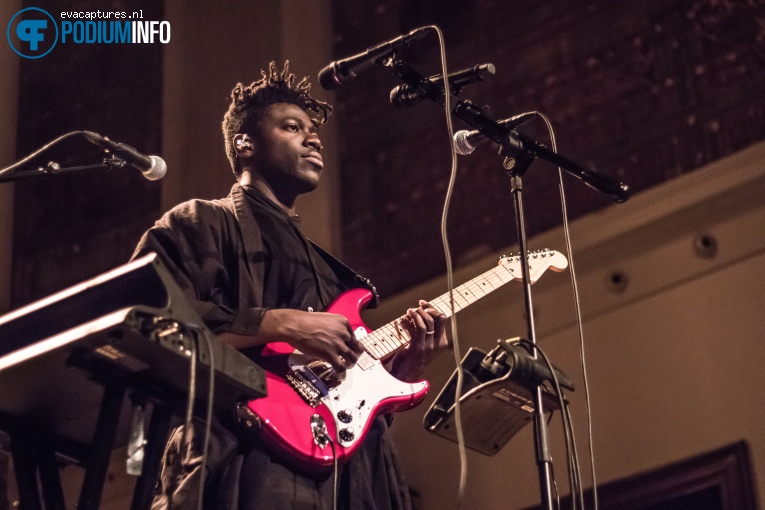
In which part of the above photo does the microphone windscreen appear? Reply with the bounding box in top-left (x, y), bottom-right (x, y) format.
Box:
top-left (143, 156), bottom-right (167, 181)
top-left (318, 64), bottom-right (344, 91)
top-left (453, 130), bottom-right (477, 156)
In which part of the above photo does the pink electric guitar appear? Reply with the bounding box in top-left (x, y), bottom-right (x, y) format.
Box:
top-left (245, 249), bottom-right (568, 474)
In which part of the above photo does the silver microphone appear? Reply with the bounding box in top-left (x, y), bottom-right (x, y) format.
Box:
top-left (83, 131), bottom-right (167, 180)
top-left (453, 112), bottom-right (538, 155)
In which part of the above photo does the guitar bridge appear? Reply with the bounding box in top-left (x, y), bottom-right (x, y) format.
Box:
top-left (286, 371), bottom-right (322, 407)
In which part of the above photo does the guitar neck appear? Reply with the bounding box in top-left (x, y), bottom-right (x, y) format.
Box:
top-left (359, 258), bottom-right (521, 360)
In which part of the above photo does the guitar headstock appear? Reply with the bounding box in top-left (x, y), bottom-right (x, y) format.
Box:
top-left (498, 249), bottom-right (568, 283)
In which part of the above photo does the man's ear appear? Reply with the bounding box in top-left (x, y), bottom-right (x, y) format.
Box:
top-left (233, 133), bottom-right (255, 158)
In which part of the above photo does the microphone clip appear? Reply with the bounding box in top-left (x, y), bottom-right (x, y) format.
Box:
top-left (103, 151), bottom-right (129, 171)
top-left (495, 337), bottom-right (576, 392)
top-left (390, 63), bottom-right (496, 108)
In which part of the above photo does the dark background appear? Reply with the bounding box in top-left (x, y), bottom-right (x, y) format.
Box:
top-left (7, 0), bottom-right (765, 303)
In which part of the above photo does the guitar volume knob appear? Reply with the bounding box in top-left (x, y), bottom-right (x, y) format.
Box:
top-left (338, 427), bottom-right (355, 442)
top-left (337, 409), bottom-right (353, 423)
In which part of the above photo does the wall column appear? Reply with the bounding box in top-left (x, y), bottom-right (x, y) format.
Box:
top-left (0, 0), bottom-right (21, 313)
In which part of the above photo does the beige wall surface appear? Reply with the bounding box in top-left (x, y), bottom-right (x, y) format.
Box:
top-left (370, 142), bottom-right (765, 509)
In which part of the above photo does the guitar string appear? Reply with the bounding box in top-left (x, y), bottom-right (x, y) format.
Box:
top-left (361, 271), bottom-right (501, 360)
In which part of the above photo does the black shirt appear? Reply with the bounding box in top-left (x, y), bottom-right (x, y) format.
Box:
top-left (243, 186), bottom-right (343, 312)
top-left (134, 183), bottom-right (412, 510)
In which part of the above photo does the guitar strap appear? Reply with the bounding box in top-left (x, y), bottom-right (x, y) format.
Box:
top-left (234, 183), bottom-right (379, 309)
top-left (308, 241), bottom-right (380, 309)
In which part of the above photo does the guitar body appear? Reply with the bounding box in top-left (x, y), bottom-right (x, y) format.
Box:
top-left (246, 288), bottom-right (430, 475)
top-left (244, 250), bottom-right (568, 475)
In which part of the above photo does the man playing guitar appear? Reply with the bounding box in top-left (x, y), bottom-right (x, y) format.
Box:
top-left (134, 61), bottom-right (449, 510)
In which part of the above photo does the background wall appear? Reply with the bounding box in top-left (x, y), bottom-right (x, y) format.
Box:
top-left (330, 0), bottom-right (765, 297)
top-left (160, 0), bottom-right (341, 252)
top-left (366, 142), bottom-right (765, 509)
top-left (7, 0), bottom-right (163, 310)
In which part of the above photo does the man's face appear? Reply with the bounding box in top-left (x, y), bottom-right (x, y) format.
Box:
top-left (251, 103), bottom-right (324, 196)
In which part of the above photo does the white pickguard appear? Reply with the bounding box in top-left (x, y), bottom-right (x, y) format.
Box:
top-left (287, 349), bottom-right (427, 448)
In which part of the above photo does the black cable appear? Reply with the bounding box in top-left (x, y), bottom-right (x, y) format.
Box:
top-left (512, 338), bottom-right (580, 509)
top-left (564, 398), bottom-right (585, 509)
top-left (182, 331), bottom-right (197, 450)
top-left (538, 112), bottom-right (599, 510)
top-left (546, 409), bottom-right (562, 510)
top-left (197, 330), bottom-right (216, 510)
top-left (425, 25), bottom-right (469, 508)
top-left (331, 439), bottom-right (338, 510)
top-left (0, 130), bottom-right (89, 176)
top-left (172, 328), bottom-right (197, 507)
top-left (550, 461), bottom-right (561, 510)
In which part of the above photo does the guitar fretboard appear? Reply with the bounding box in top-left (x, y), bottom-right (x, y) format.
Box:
top-left (358, 249), bottom-right (564, 360)
top-left (358, 257), bottom-right (514, 360)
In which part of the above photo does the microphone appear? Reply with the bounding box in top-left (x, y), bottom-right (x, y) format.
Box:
top-left (453, 112), bottom-right (538, 155)
top-left (83, 131), bottom-right (167, 180)
top-left (390, 63), bottom-right (495, 107)
top-left (318, 26), bottom-right (433, 90)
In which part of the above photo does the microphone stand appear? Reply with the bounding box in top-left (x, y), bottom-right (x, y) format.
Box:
top-left (382, 57), bottom-right (630, 509)
top-left (0, 131), bottom-right (132, 184)
top-left (385, 58), bottom-right (630, 202)
top-left (506, 153), bottom-right (557, 509)
top-left (0, 158), bottom-right (124, 183)
top-left (489, 130), bottom-right (627, 510)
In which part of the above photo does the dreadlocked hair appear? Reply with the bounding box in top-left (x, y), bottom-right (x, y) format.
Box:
top-left (222, 61), bottom-right (333, 177)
